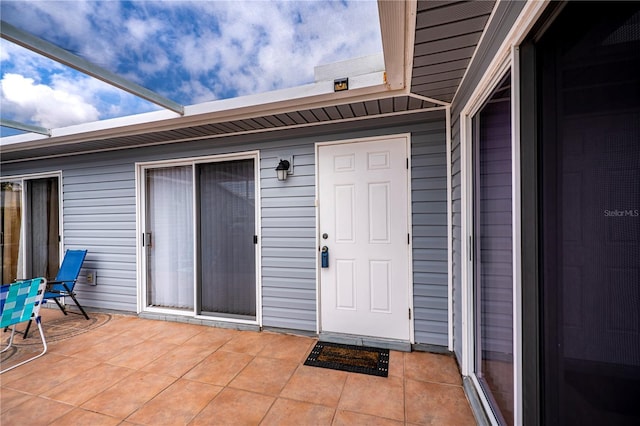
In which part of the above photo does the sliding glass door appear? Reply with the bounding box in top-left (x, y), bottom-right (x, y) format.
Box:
top-left (536, 3), bottom-right (640, 424)
top-left (1, 181), bottom-right (23, 283)
top-left (1, 176), bottom-right (60, 283)
top-left (142, 155), bottom-right (258, 321)
top-left (472, 73), bottom-right (514, 425)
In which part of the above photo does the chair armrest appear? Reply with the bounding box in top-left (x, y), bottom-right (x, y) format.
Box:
top-left (46, 280), bottom-right (74, 293)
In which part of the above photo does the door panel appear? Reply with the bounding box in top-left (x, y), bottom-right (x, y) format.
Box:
top-left (472, 73), bottom-right (514, 426)
top-left (538, 3), bottom-right (640, 424)
top-left (319, 137), bottom-right (410, 341)
top-left (197, 159), bottom-right (256, 318)
top-left (25, 178), bottom-right (59, 279)
top-left (145, 166), bottom-right (194, 310)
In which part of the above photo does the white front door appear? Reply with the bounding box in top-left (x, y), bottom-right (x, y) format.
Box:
top-left (318, 136), bottom-right (411, 341)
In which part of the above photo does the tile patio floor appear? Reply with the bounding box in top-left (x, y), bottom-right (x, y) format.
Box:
top-left (1, 308), bottom-right (476, 425)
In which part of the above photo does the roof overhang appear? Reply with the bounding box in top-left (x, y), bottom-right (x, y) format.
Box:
top-left (1, 0), bottom-right (500, 163)
top-left (0, 69), bottom-right (395, 152)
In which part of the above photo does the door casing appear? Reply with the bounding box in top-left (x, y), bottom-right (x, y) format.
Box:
top-left (315, 134), bottom-right (414, 343)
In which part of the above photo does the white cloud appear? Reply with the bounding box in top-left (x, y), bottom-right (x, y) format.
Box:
top-left (1, 73), bottom-right (100, 128)
top-left (1, 0), bottom-right (382, 128)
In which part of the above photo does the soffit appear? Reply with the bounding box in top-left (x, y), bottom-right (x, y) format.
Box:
top-left (410, 0), bottom-right (496, 103)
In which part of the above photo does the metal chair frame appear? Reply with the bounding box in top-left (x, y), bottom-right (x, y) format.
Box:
top-left (1, 278), bottom-right (48, 374)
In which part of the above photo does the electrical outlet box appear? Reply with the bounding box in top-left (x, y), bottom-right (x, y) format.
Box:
top-left (86, 270), bottom-right (97, 286)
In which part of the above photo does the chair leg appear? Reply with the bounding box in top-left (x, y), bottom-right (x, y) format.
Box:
top-left (0, 317), bottom-right (47, 374)
top-left (68, 293), bottom-right (90, 320)
top-left (52, 297), bottom-right (68, 315)
top-left (5, 321), bottom-right (33, 340)
top-left (0, 326), bottom-right (16, 354)
top-left (22, 319), bottom-right (33, 339)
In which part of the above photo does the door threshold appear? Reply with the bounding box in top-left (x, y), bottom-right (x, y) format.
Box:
top-left (319, 332), bottom-right (411, 352)
top-left (139, 311), bottom-right (260, 331)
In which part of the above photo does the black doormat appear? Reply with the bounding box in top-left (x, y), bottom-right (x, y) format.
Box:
top-left (304, 341), bottom-right (389, 377)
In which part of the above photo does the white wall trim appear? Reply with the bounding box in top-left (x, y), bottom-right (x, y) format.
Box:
top-left (446, 105), bottom-right (454, 351)
top-left (511, 44), bottom-right (523, 426)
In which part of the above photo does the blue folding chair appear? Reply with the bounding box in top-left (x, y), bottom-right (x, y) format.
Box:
top-left (1, 278), bottom-right (48, 373)
top-left (44, 249), bottom-right (90, 320)
top-left (19, 249), bottom-right (90, 339)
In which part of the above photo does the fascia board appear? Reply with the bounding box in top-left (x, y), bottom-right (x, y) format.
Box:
top-left (1, 71), bottom-right (393, 151)
top-left (378, 0), bottom-right (407, 90)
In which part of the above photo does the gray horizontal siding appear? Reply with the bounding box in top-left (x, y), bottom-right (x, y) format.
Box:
top-left (1, 111), bottom-right (450, 337)
top-left (411, 115), bottom-right (449, 346)
top-left (260, 146), bottom-right (317, 331)
top-left (61, 161), bottom-right (137, 311)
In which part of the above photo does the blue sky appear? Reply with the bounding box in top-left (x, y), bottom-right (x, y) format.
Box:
top-left (0, 0), bottom-right (382, 136)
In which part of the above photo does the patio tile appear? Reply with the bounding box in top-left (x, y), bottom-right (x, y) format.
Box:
top-left (0, 310), bottom-right (475, 426)
top-left (228, 356), bottom-right (299, 396)
top-left (333, 410), bottom-right (404, 425)
top-left (0, 395), bottom-right (74, 425)
top-left (3, 356), bottom-right (99, 396)
top-left (388, 350), bottom-right (405, 378)
top-left (260, 398), bottom-right (335, 426)
top-left (0, 388), bottom-right (31, 412)
top-left (405, 379), bottom-right (476, 425)
top-left (41, 363), bottom-right (135, 406)
top-left (105, 339), bottom-right (176, 370)
top-left (81, 371), bottom-right (176, 419)
top-left (0, 352), bottom-right (72, 386)
top-left (70, 333), bottom-right (139, 362)
top-left (182, 349), bottom-right (253, 386)
top-left (280, 364), bottom-right (348, 407)
top-left (126, 378), bottom-right (222, 425)
top-left (182, 326), bottom-right (239, 348)
top-left (96, 314), bottom-right (144, 333)
top-left (258, 333), bottom-right (315, 363)
top-left (338, 374), bottom-right (405, 422)
top-left (49, 408), bottom-right (121, 426)
top-left (404, 351), bottom-right (462, 386)
top-left (219, 330), bottom-right (272, 355)
top-left (145, 321), bottom-right (205, 345)
top-left (189, 387), bottom-right (274, 426)
top-left (140, 342), bottom-right (217, 377)
top-left (46, 329), bottom-right (113, 357)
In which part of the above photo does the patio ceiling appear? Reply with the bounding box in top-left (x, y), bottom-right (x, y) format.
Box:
top-left (0, 0), bottom-right (496, 163)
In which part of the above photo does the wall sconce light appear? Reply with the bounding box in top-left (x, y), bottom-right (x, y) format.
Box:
top-left (276, 159), bottom-right (291, 181)
top-left (334, 78), bottom-right (348, 92)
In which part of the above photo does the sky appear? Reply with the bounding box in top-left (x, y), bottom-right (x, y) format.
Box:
top-left (0, 0), bottom-right (382, 137)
